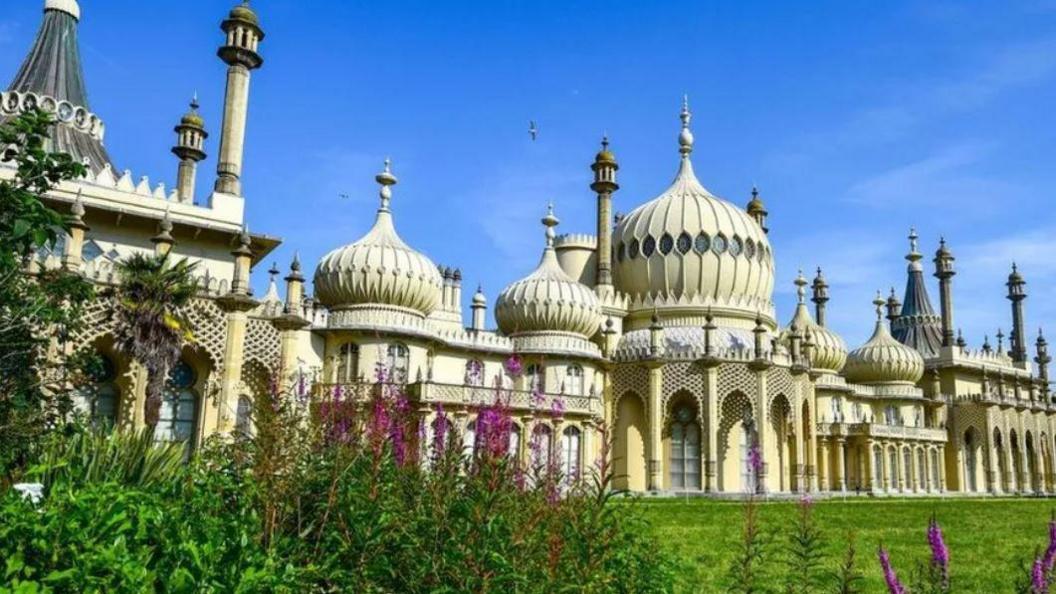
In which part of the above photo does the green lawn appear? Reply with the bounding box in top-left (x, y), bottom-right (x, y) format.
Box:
top-left (633, 495), bottom-right (1054, 593)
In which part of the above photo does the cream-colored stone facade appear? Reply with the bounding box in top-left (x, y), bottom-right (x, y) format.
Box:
top-left (5, 1), bottom-right (1053, 494)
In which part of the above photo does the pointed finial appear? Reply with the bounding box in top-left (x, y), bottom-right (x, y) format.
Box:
top-left (291, 251), bottom-right (301, 272)
top-left (375, 158), bottom-right (397, 212)
top-left (541, 202), bottom-right (560, 247)
top-left (601, 135), bottom-right (609, 151)
top-left (269, 261), bottom-right (279, 278)
top-left (71, 188), bottom-right (85, 218)
top-left (678, 95), bottom-right (694, 156)
top-left (956, 328), bottom-right (966, 348)
top-left (190, 92), bottom-right (200, 112)
top-left (159, 206), bottom-right (173, 232)
top-left (909, 227), bottom-right (918, 252)
top-left (794, 270), bottom-right (807, 304)
top-left (873, 290), bottom-right (885, 321)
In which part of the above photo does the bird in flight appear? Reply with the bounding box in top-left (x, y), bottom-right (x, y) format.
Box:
top-left (338, 193), bottom-right (350, 200)
top-left (528, 120), bottom-right (538, 141)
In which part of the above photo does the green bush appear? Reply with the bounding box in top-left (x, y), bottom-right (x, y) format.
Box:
top-left (0, 374), bottom-right (675, 593)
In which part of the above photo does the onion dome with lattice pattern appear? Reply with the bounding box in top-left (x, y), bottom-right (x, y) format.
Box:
top-left (611, 97), bottom-right (774, 328)
top-left (495, 204), bottom-right (602, 338)
top-left (313, 160), bottom-right (443, 316)
top-left (844, 293), bottom-right (925, 385)
top-left (781, 271), bottom-right (846, 373)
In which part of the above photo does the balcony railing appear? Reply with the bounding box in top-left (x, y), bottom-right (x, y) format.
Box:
top-left (315, 380), bottom-right (602, 417)
top-left (817, 422), bottom-right (946, 442)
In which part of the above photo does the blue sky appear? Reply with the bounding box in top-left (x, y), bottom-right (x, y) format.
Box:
top-left (3, 0), bottom-right (1055, 348)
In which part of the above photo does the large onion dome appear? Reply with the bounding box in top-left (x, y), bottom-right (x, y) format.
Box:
top-left (313, 160), bottom-right (443, 316)
top-left (611, 97), bottom-right (774, 327)
top-left (844, 293), bottom-right (925, 385)
top-left (496, 205), bottom-right (602, 338)
top-left (782, 272), bottom-right (846, 373)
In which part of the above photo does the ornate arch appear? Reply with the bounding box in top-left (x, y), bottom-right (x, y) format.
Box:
top-left (718, 390), bottom-right (753, 458)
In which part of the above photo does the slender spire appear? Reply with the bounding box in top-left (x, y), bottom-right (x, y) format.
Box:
top-left (794, 269), bottom-right (807, 304)
top-left (811, 267), bottom-right (829, 326)
top-left (892, 228), bottom-right (943, 356)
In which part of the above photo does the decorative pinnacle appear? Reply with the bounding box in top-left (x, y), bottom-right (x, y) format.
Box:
top-left (542, 202), bottom-right (560, 247)
top-left (159, 207), bottom-right (173, 233)
top-left (873, 290), bottom-right (885, 321)
top-left (71, 189), bottom-right (85, 218)
top-left (290, 251), bottom-right (301, 272)
top-left (375, 158), bottom-right (397, 212)
top-left (268, 261), bottom-right (280, 278)
top-left (794, 270), bottom-right (807, 304)
top-left (190, 92), bottom-right (200, 112)
top-left (678, 94), bottom-right (694, 156)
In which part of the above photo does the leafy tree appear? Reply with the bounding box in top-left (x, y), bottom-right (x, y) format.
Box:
top-left (0, 109), bottom-right (94, 479)
top-left (113, 252), bottom-right (197, 429)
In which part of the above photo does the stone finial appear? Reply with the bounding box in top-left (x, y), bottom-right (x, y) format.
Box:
top-left (376, 158), bottom-right (397, 212)
top-left (678, 95), bottom-right (694, 156)
top-left (542, 202), bottom-right (559, 248)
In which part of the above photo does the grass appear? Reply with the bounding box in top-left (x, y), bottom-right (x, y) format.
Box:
top-left (632, 495), bottom-right (1054, 593)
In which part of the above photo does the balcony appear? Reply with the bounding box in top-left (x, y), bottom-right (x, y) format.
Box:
top-left (315, 381), bottom-right (603, 417)
top-left (817, 422), bottom-right (946, 442)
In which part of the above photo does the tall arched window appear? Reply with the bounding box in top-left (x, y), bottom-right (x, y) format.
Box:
top-left (76, 355), bottom-right (119, 427)
top-left (930, 449), bottom-right (940, 488)
top-left (532, 424), bottom-right (552, 468)
top-left (463, 420), bottom-right (477, 459)
top-left (888, 448), bottom-right (899, 490)
top-left (509, 423), bottom-right (522, 460)
top-left (386, 343), bottom-right (409, 382)
top-left (561, 426), bottom-right (582, 480)
top-left (566, 365), bottom-right (584, 396)
top-left (670, 404), bottom-right (701, 489)
top-left (525, 364), bottom-right (544, 393)
top-left (964, 429), bottom-right (978, 492)
top-left (873, 445), bottom-right (884, 488)
top-left (337, 343), bottom-right (359, 382)
top-left (156, 360), bottom-right (199, 447)
top-left (235, 395), bottom-right (253, 436)
top-left (465, 359), bottom-right (484, 386)
top-left (917, 449), bottom-right (927, 490)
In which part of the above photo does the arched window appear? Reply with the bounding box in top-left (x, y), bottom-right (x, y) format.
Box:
top-left (964, 430), bottom-right (978, 492)
top-left (930, 449), bottom-right (940, 487)
top-left (566, 365), bottom-right (584, 396)
top-left (463, 420), bottom-right (477, 460)
top-left (670, 404), bottom-right (701, 489)
top-left (337, 343), bottom-right (359, 382)
top-left (76, 355), bottom-right (119, 427)
top-left (509, 423), bottom-right (522, 460)
top-left (386, 343), bottom-right (409, 382)
top-left (917, 450), bottom-right (927, 490)
top-left (156, 360), bottom-right (199, 447)
top-left (873, 445), bottom-right (884, 488)
top-left (465, 359), bottom-right (484, 386)
top-left (525, 364), bottom-right (544, 393)
top-left (532, 424), bottom-right (553, 468)
top-left (235, 395), bottom-right (253, 436)
top-left (831, 397), bottom-right (843, 422)
top-left (888, 448), bottom-right (899, 490)
top-left (562, 426), bottom-right (582, 480)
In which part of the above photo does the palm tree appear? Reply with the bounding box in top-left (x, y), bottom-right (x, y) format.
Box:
top-left (113, 252), bottom-right (198, 429)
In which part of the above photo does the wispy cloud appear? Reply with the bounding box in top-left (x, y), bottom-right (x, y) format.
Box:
top-left (844, 141), bottom-right (1022, 211)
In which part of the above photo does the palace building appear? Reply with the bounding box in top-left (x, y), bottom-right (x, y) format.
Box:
top-left (4, 0), bottom-right (1054, 495)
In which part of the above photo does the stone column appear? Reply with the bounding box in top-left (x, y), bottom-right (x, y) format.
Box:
top-left (938, 445), bottom-right (948, 491)
top-left (835, 437), bottom-right (847, 491)
top-left (818, 438), bottom-right (830, 491)
top-left (1005, 440), bottom-right (1017, 492)
top-left (704, 365), bottom-right (719, 493)
top-left (647, 364), bottom-right (663, 491)
top-left (987, 435), bottom-right (1001, 494)
top-left (62, 194), bottom-right (88, 272)
top-left (1020, 441), bottom-right (1031, 494)
top-left (755, 369), bottom-right (769, 492)
top-left (215, 230), bottom-right (257, 435)
top-left (866, 440), bottom-right (878, 492)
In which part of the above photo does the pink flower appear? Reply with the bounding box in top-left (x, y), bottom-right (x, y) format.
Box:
top-left (927, 516), bottom-right (949, 586)
top-left (877, 546), bottom-right (906, 594)
top-left (503, 354), bottom-right (524, 378)
top-left (1033, 557), bottom-right (1048, 594)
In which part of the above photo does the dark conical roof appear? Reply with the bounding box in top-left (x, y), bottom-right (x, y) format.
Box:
top-left (3, 2), bottom-right (115, 172)
top-left (890, 230), bottom-right (943, 358)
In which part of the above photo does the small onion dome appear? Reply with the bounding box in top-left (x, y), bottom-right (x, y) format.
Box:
top-left (746, 186), bottom-right (767, 218)
top-left (843, 293), bottom-right (925, 385)
top-left (180, 96), bottom-right (205, 128)
top-left (594, 136), bottom-right (617, 165)
top-left (228, 2), bottom-right (259, 26)
top-left (472, 285), bottom-right (487, 307)
top-left (782, 271), bottom-right (846, 373)
top-left (313, 160), bottom-right (443, 316)
top-left (496, 204), bottom-right (602, 338)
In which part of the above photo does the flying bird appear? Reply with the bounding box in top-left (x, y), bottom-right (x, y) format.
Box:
top-left (338, 193), bottom-right (350, 200)
top-left (528, 120), bottom-right (538, 141)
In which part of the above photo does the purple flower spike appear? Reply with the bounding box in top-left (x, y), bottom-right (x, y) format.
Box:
top-left (1033, 557), bottom-right (1048, 594)
top-left (1044, 518), bottom-right (1056, 573)
top-left (877, 546), bottom-right (906, 594)
top-left (927, 516), bottom-right (950, 586)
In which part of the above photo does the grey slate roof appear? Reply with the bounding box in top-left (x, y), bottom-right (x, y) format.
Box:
top-left (3, 5), bottom-right (116, 172)
top-left (891, 262), bottom-right (944, 358)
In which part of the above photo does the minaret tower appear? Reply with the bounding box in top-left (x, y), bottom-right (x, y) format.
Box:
top-left (591, 136), bottom-right (619, 292)
top-left (933, 237), bottom-right (956, 348)
top-left (1007, 263), bottom-right (1028, 364)
top-left (1036, 329), bottom-right (1051, 398)
top-left (172, 95), bottom-right (208, 204)
top-left (811, 267), bottom-right (829, 327)
top-left (214, 1), bottom-right (264, 196)
top-left (747, 186), bottom-right (768, 234)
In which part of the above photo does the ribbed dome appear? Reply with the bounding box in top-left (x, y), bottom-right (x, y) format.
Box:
top-left (228, 2), bottom-right (259, 26)
top-left (782, 274), bottom-right (846, 373)
top-left (496, 206), bottom-right (602, 338)
top-left (844, 297), bottom-right (925, 385)
top-left (313, 161), bottom-right (442, 316)
top-left (612, 98), bottom-right (774, 325)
